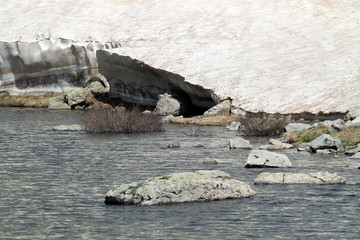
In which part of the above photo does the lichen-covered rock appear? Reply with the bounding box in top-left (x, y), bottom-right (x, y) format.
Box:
top-left (254, 172), bottom-right (346, 185)
top-left (245, 150), bottom-right (292, 168)
top-left (105, 170), bottom-right (256, 205)
top-left (229, 137), bottom-right (253, 150)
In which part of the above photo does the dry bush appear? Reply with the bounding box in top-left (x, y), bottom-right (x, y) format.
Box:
top-left (83, 107), bottom-right (163, 133)
top-left (239, 117), bottom-right (288, 136)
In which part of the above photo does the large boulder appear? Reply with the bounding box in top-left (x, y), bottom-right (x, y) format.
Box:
top-left (285, 123), bottom-right (313, 132)
top-left (245, 150), bottom-right (292, 168)
top-left (155, 93), bottom-right (181, 116)
top-left (229, 137), bottom-right (253, 150)
top-left (309, 134), bottom-right (344, 153)
top-left (254, 172), bottom-right (346, 185)
top-left (105, 170), bottom-right (256, 205)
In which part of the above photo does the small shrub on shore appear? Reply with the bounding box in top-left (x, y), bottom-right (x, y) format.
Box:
top-left (82, 107), bottom-right (163, 133)
top-left (239, 117), bottom-right (288, 136)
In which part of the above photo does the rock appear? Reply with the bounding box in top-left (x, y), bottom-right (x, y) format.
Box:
top-left (285, 123), bottom-right (313, 132)
top-left (268, 138), bottom-right (293, 149)
top-left (226, 121), bottom-right (241, 131)
top-left (254, 172), bottom-right (346, 185)
top-left (64, 88), bottom-right (87, 107)
top-left (350, 152), bottom-right (360, 159)
top-left (202, 158), bottom-right (219, 165)
top-left (168, 140), bottom-right (180, 148)
top-left (229, 137), bottom-right (253, 150)
top-left (269, 139), bottom-right (284, 148)
top-left (52, 124), bottom-right (84, 131)
top-left (345, 144), bottom-right (360, 156)
top-left (331, 119), bottom-right (346, 131)
top-left (193, 144), bottom-right (205, 148)
top-left (309, 134), bottom-right (344, 153)
top-left (245, 150), bottom-right (292, 168)
top-left (203, 100), bottom-right (231, 116)
top-left (104, 170), bottom-right (256, 205)
top-left (352, 117), bottom-right (360, 125)
top-left (297, 143), bottom-right (311, 151)
top-left (316, 149), bottom-right (337, 156)
top-left (259, 145), bottom-right (280, 151)
top-left (85, 81), bottom-right (107, 93)
top-left (322, 120), bottom-right (335, 129)
top-left (48, 96), bottom-right (71, 109)
top-left (156, 93), bottom-right (181, 116)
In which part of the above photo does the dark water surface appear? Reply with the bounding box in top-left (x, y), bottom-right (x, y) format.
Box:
top-left (0, 108), bottom-right (359, 239)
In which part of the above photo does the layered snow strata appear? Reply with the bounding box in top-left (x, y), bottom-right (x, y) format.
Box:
top-left (0, 38), bottom-right (120, 95)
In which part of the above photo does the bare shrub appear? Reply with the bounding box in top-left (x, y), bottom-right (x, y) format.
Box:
top-left (239, 117), bottom-right (287, 136)
top-left (83, 107), bottom-right (163, 133)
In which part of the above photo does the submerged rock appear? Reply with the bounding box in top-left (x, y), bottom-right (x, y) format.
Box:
top-left (52, 124), bottom-right (84, 131)
top-left (245, 150), bottom-right (292, 168)
top-left (105, 170), bottom-right (256, 205)
top-left (254, 172), bottom-right (346, 185)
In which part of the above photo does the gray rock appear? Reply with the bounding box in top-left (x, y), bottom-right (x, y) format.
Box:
top-left (105, 170), bottom-right (256, 205)
top-left (259, 145), bottom-right (280, 151)
top-left (85, 81), bottom-right (106, 93)
top-left (203, 100), bottom-right (231, 116)
top-left (229, 137), bottom-right (253, 150)
top-left (345, 144), bottom-right (360, 156)
top-left (52, 124), bottom-right (84, 131)
top-left (245, 150), bottom-right (292, 168)
top-left (309, 134), bottom-right (343, 153)
top-left (350, 152), bottom-right (360, 159)
top-left (316, 149), bottom-right (337, 156)
top-left (202, 158), bottom-right (219, 165)
top-left (156, 93), bottom-right (181, 116)
top-left (268, 138), bottom-right (294, 149)
top-left (226, 121), bottom-right (241, 131)
top-left (254, 172), bottom-right (346, 185)
top-left (285, 123), bottom-right (313, 132)
top-left (352, 117), bottom-right (360, 125)
top-left (298, 143), bottom-right (311, 151)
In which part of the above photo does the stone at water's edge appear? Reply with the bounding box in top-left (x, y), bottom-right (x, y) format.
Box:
top-left (229, 137), bottom-right (253, 150)
top-left (52, 125), bottom-right (84, 131)
top-left (309, 134), bottom-right (344, 153)
top-left (105, 170), bottom-right (256, 205)
top-left (245, 150), bottom-right (292, 168)
top-left (254, 172), bottom-right (346, 185)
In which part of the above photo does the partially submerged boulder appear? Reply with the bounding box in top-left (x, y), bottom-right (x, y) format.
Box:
top-left (245, 150), bottom-right (292, 168)
top-left (309, 134), bottom-right (344, 153)
top-left (229, 137), bottom-right (253, 150)
top-left (269, 138), bottom-right (293, 149)
top-left (226, 121), bottom-right (241, 131)
top-left (105, 170), bottom-right (256, 205)
top-left (254, 172), bottom-right (346, 185)
top-left (345, 144), bottom-right (360, 156)
top-left (52, 124), bottom-right (84, 131)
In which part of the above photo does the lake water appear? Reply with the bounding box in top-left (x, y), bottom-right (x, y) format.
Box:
top-left (0, 108), bottom-right (359, 239)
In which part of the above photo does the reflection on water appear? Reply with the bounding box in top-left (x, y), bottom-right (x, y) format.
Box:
top-left (0, 108), bottom-right (359, 239)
